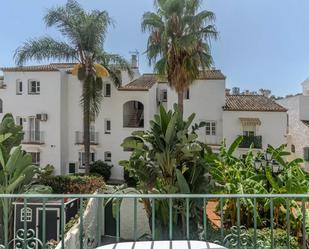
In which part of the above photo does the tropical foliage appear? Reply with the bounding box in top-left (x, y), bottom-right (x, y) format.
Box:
top-left (207, 137), bottom-right (309, 237)
top-left (14, 0), bottom-right (132, 173)
top-left (142, 0), bottom-right (217, 113)
top-left (120, 105), bottom-right (211, 238)
top-left (0, 114), bottom-right (41, 245)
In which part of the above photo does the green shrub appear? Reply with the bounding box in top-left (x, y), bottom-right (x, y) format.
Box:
top-left (40, 174), bottom-right (105, 194)
top-left (90, 160), bottom-right (112, 181)
top-left (247, 228), bottom-right (299, 249)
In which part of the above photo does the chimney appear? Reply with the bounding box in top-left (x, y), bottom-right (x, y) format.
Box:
top-left (131, 54), bottom-right (138, 69)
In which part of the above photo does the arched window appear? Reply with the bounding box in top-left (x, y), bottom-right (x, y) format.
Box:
top-left (0, 99), bottom-right (3, 113)
top-left (21, 207), bottom-right (32, 222)
top-left (123, 101), bottom-right (144, 128)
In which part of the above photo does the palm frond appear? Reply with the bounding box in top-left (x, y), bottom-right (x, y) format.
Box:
top-left (14, 37), bottom-right (78, 65)
top-left (96, 51), bottom-right (133, 86)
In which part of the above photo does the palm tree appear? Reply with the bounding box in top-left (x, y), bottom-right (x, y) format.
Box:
top-left (14, 0), bottom-right (132, 173)
top-left (142, 0), bottom-right (218, 113)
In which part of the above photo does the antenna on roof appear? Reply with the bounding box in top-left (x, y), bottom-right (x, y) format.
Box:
top-left (129, 50), bottom-right (139, 69)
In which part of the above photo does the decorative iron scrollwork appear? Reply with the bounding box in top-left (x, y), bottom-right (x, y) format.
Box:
top-left (214, 225), bottom-right (266, 249)
top-left (0, 229), bottom-right (43, 249)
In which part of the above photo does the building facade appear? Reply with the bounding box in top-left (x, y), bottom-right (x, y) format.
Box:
top-left (0, 61), bottom-right (288, 179)
top-left (277, 79), bottom-right (309, 171)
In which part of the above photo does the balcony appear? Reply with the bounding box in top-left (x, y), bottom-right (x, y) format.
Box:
top-left (75, 131), bottom-right (99, 145)
top-left (239, 135), bottom-right (262, 149)
top-left (21, 131), bottom-right (45, 144)
top-left (0, 193), bottom-right (307, 249)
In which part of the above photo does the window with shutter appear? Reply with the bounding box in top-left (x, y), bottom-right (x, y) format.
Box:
top-left (16, 80), bottom-right (23, 94)
top-left (105, 119), bottom-right (111, 134)
top-left (105, 83), bottom-right (111, 97)
top-left (304, 147), bottom-right (309, 162)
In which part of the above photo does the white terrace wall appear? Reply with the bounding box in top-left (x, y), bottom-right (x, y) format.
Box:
top-left (223, 111), bottom-right (287, 155)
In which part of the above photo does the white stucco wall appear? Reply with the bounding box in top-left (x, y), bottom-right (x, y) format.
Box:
top-left (165, 79), bottom-right (225, 145)
top-left (277, 96), bottom-right (309, 170)
top-left (223, 111), bottom-right (287, 155)
top-left (0, 67), bottom-right (290, 179)
top-left (0, 71), bottom-right (63, 174)
top-left (65, 74), bottom-right (153, 180)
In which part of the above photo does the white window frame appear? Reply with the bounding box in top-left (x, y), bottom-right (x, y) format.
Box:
top-left (104, 83), bottom-right (111, 97)
top-left (104, 151), bottom-right (112, 162)
top-left (21, 207), bottom-right (32, 222)
top-left (29, 152), bottom-right (40, 165)
top-left (205, 121), bottom-right (216, 136)
top-left (105, 119), bottom-right (111, 134)
top-left (28, 80), bottom-right (40, 95)
top-left (16, 116), bottom-right (23, 127)
top-left (78, 151), bottom-right (95, 168)
top-left (16, 80), bottom-right (23, 95)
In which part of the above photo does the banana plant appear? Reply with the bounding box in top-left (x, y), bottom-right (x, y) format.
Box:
top-left (0, 114), bottom-right (44, 246)
top-left (120, 105), bottom-right (210, 239)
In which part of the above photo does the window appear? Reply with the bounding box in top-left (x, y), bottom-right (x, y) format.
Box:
top-left (243, 131), bottom-right (255, 136)
top-left (205, 121), bottom-right (216, 136)
top-left (304, 147), bottom-right (309, 162)
top-left (16, 116), bottom-right (23, 127)
top-left (105, 119), bottom-right (111, 134)
top-left (29, 152), bottom-right (40, 165)
top-left (78, 152), bottom-right (95, 168)
top-left (28, 80), bottom-right (40, 94)
top-left (291, 144), bottom-right (296, 153)
top-left (0, 99), bottom-right (2, 113)
top-left (160, 89), bottom-right (167, 102)
top-left (21, 207), bottom-right (32, 222)
top-left (104, 151), bottom-right (112, 162)
top-left (184, 89), bottom-right (190, 100)
top-left (16, 80), bottom-right (23, 94)
top-left (104, 83), bottom-right (111, 97)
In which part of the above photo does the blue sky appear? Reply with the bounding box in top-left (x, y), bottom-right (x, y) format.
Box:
top-left (0, 0), bottom-right (309, 96)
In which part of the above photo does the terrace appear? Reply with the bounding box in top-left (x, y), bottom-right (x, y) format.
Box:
top-left (0, 193), bottom-right (308, 249)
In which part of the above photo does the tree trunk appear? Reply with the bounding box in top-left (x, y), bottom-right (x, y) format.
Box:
top-left (83, 81), bottom-right (91, 174)
top-left (178, 90), bottom-right (184, 114)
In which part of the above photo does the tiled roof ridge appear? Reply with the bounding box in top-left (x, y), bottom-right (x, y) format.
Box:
top-left (224, 94), bottom-right (287, 112)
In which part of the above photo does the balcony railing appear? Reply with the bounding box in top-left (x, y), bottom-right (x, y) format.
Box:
top-left (239, 135), bottom-right (262, 149)
top-left (75, 131), bottom-right (99, 145)
top-left (21, 131), bottom-right (45, 144)
top-left (0, 194), bottom-right (307, 249)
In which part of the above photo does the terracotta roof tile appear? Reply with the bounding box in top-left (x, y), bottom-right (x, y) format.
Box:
top-left (302, 120), bottom-right (309, 127)
top-left (224, 95), bottom-right (287, 112)
top-left (119, 70), bottom-right (225, 91)
top-left (0, 63), bottom-right (76, 72)
top-left (198, 70), bottom-right (226, 80)
top-left (118, 74), bottom-right (158, 91)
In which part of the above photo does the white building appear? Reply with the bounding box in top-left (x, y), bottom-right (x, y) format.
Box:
top-left (277, 79), bottom-right (309, 171)
top-left (0, 60), bottom-right (288, 179)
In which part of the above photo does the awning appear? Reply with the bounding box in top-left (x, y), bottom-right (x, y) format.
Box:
top-left (239, 117), bottom-right (261, 126)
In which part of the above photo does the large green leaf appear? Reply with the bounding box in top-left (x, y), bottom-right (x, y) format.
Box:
top-left (176, 169), bottom-right (190, 194)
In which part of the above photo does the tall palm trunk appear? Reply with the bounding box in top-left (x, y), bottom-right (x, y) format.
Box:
top-left (83, 74), bottom-right (91, 174)
top-left (178, 90), bottom-right (184, 114)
